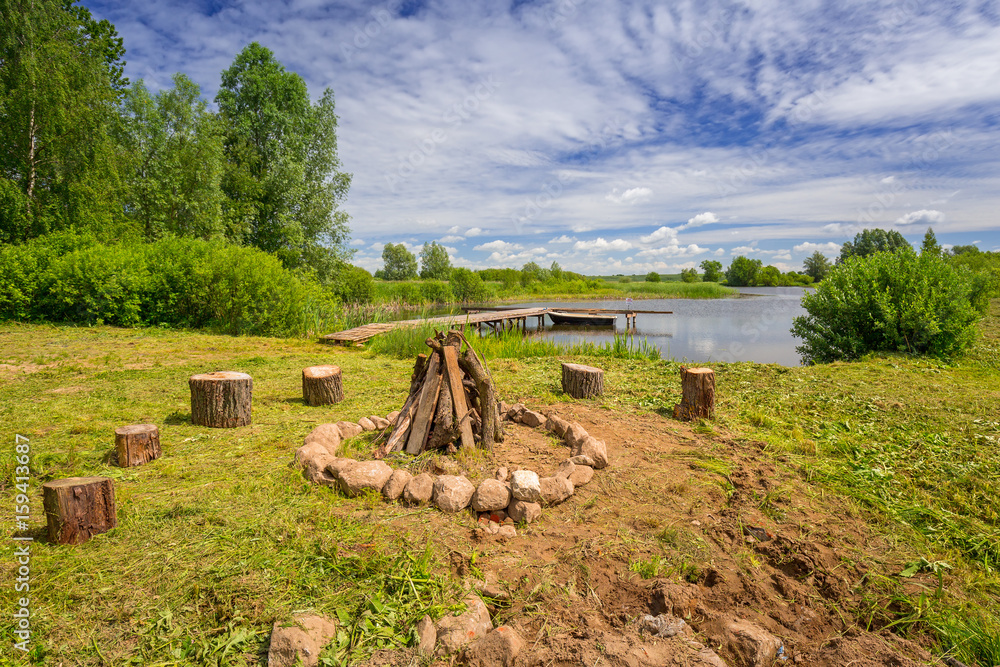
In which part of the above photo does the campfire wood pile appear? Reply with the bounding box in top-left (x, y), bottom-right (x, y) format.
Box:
top-left (375, 330), bottom-right (503, 458)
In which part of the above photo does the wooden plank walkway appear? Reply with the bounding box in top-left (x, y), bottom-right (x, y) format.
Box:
top-left (321, 307), bottom-right (554, 344)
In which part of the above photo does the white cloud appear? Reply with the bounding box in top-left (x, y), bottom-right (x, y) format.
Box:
top-left (464, 227), bottom-right (485, 237)
top-left (793, 241), bottom-right (841, 254)
top-left (639, 226), bottom-right (678, 244)
top-left (548, 235), bottom-right (577, 244)
top-left (573, 237), bottom-right (633, 252)
top-left (895, 209), bottom-right (945, 227)
top-left (606, 187), bottom-right (653, 204)
top-left (636, 244), bottom-right (709, 258)
top-left (439, 235), bottom-right (464, 243)
top-left (474, 239), bottom-right (522, 252)
top-left (446, 226), bottom-right (461, 234)
top-left (677, 211), bottom-right (718, 231)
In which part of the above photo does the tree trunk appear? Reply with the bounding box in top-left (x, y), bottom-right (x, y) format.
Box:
top-left (673, 367), bottom-right (715, 421)
top-left (114, 424), bottom-right (161, 467)
top-left (302, 365), bottom-right (343, 406)
top-left (561, 362), bottom-right (604, 399)
top-left (189, 371), bottom-right (253, 428)
top-left (42, 477), bottom-right (117, 545)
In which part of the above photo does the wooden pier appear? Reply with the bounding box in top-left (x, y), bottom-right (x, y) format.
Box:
top-left (321, 306), bottom-right (671, 345)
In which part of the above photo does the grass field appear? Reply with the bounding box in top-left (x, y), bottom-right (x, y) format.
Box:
top-left (1, 302), bottom-right (998, 665)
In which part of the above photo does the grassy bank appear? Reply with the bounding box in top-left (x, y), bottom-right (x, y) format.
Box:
top-left (1, 302), bottom-right (998, 664)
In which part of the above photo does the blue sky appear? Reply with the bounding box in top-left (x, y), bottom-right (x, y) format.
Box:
top-left (88, 0), bottom-right (1000, 274)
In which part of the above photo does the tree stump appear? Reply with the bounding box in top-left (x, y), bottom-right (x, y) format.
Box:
top-left (114, 424), bottom-right (161, 467)
top-left (189, 371), bottom-right (253, 428)
top-left (42, 477), bottom-right (117, 545)
top-left (302, 365), bottom-right (344, 406)
top-left (673, 367), bottom-right (715, 421)
top-left (561, 362), bottom-right (604, 399)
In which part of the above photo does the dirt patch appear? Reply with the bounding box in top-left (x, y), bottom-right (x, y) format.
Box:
top-left (394, 404), bottom-right (944, 666)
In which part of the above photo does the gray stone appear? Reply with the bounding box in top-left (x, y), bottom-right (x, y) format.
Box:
top-left (304, 423), bottom-right (342, 456)
top-left (499, 401), bottom-right (510, 419)
top-left (538, 476), bottom-right (574, 505)
top-left (267, 614), bottom-right (337, 667)
top-left (497, 525), bottom-right (517, 540)
top-left (471, 479), bottom-right (512, 513)
top-left (571, 436), bottom-right (608, 469)
top-left (369, 415), bottom-right (390, 430)
top-left (564, 422), bottom-right (590, 449)
top-left (506, 403), bottom-right (526, 421)
top-left (717, 618), bottom-right (783, 667)
top-left (494, 466), bottom-right (509, 482)
top-left (641, 614), bottom-right (688, 638)
top-left (507, 499), bottom-right (542, 524)
top-left (294, 442), bottom-right (330, 469)
top-left (544, 414), bottom-right (570, 437)
top-left (555, 460), bottom-right (576, 479)
top-left (335, 421), bottom-right (363, 440)
top-left (435, 594), bottom-right (493, 655)
top-left (434, 475), bottom-right (475, 513)
top-left (338, 460), bottom-right (393, 497)
top-left (303, 454), bottom-right (336, 485)
top-left (387, 410), bottom-right (400, 423)
top-left (415, 614), bottom-right (436, 655)
top-left (510, 470), bottom-right (541, 503)
top-left (357, 416), bottom-right (376, 432)
top-left (463, 625), bottom-right (523, 667)
top-left (324, 457), bottom-right (357, 480)
top-left (382, 469), bottom-right (412, 501)
top-left (520, 410), bottom-right (545, 428)
top-left (402, 473), bottom-right (435, 505)
top-left (568, 464), bottom-right (594, 487)
top-left (569, 454), bottom-right (596, 467)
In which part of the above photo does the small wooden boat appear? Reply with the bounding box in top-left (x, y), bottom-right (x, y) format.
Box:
top-left (548, 311), bottom-right (617, 326)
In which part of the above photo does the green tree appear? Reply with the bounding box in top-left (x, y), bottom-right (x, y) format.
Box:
top-left (380, 243), bottom-right (417, 280)
top-left (0, 0), bottom-right (129, 242)
top-left (838, 228), bottom-right (910, 263)
top-left (700, 260), bottom-right (722, 282)
top-left (680, 268), bottom-right (698, 283)
top-left (419, 241), bottom-right (451, 280)
top-left (921, 227), bottom-right (941, 256)
top-left (331, 264), bottom-right (374, 304)
top-left (758, 265), bottom-right (781, 286)
top-left (725, 256), bottom-right (762, 286)
top-left (520, 261), bottom-right (543, 286)
top-left (549, 261), bottom-right (564, 281)
top-left (645, 271), bottom-right (662, 283)
top-left (216, 42), bottom-right (351, 280)
top-left (450, 267), bottom-right (486, 302)
top-left (803, 251), bottom-right (831, 282)
top-left (118, 74), bottom-right (226, 240)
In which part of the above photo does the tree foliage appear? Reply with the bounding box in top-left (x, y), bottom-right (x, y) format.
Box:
top-left (921, 227), bottom-right (941, 256)
top-left (700, 260), bottom-right (722, 282)
top-left (379, 243), bottom-right (417, 280)
top-left (725, 256), bottom-right (762, 286)
top-left (680, 268), bottom-right (698, 283)
top-left (838, 228), bottom-right (910, 263)
top-left (645, 271), bottom-right (661, 283)
top-left (792, 249), bottom-right (984, 363)
top-left (449, 267), bottom-right (487, 302)
top-left (803, 251), bottom-right (831, 282)
top-left (419, 241), bottom-right (451, 280)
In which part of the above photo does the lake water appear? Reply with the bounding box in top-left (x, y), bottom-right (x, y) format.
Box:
top-left (395, 286), bottom-right (811, 366)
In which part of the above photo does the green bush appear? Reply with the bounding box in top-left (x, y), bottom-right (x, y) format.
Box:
top-left (450, 268), bottom-right (486, 302)
top-left (332, 265), bottom-right (375, 304)
top-left (645, 271), bottom-right (661, 283)
top-left (680, 268), bottom-right (698, 283)
top-left (792, 249), bottom-right (984, 363)
top-left (419, 280), bottom-right (453, 303)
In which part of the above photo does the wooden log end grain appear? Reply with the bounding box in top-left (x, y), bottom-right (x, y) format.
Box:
top-left (114, 423), bottom-right (161, 467)
top-left (672, 366), bottom-right (715, 421)
top-left (189, 371), bottom-right (253, 428)
top-left (42, 476), bottom-right (117, 545)
top-left (302, 365), bottom-right (344, 406)
top-left (561, 362), bottom-right (605, 399)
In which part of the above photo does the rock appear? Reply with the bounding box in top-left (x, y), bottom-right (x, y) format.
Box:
top-left (324, 457), bottom-right (357, 480)
top-left (382, 469), bottom-right (412, 501)
top-left (544, 414), bottom-right (570, 437)
top-left (435, 594), bottom-right (493, 655)
top-left (434, 475), bottom-right (475, 512)
top-left (494, 466), bottom-right (509, 482)
top-left (463, 625), bottom-right (523, 667)
top-left (303, 453), bottom-right (336, 485)
top-left (506, 403), bottom-right (526, 421)
top-left (338, 460), bottom-right (393, 497)
top-left (369, 415), bottom-right (390, 430)
top-left (403, 473), bottom-right (435, 505)
top-left (294, 442), bottom-right (330, 469)
top-left (520, 410), bottom-right (545, 428)
top-left (357, 416), bottom-right (376, 432)
top-left (488, 509), bottom-right (508, 523)
top-left (415, 614), bottom-right (436, 655)
top-left (471, 479), bottom-right (512, 512)
top-left (641, 614), bottom-right (688, 638)
top-left (568, 464), bottom-right (594, 487)
top-left (507, 499), bottom-right (542, 524)
top-left (335, 421), bottom-right (363, 440)
top-left (497, 525), bottom-right (516, 539)
top-left (555, 460), bottom-right (576, 479)
top-left (538, 476), bottom-right (574, 505)
top-left (571, 436), bottom-right (608, 469)
top-left (267, 614), bottom-right (337, 667)
top-left (304, 424), bottom-right (342, 456)
top-left (715, 618), bottom-right (783, 667)
top-left (564, 422), bottom-right (590, 449)
top-left (499, 401), bottom-right (510, 419)
top-left (387, 410), bottom-right (400, 423)
top-left (486, 521), bottom-right (500, 534)
top-left (431, 456), bottom-right (462, 476)
top-left (510, 470), bottom-right (541, 503)
top-left (569, 454), bottom-right (596, 467)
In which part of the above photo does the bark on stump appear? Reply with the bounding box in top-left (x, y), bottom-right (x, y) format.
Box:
top-left (673, 367), bottom-right (715, 421)
top-left (42, 476), bottom-right (117, 545)
top-left (561, 362), bottom-right (604, 399)
top-left (189, 371), bottom-right (253, 428)
top-left (114, 424), bottom-right (161, 467)
top-left (302, 365), bottom-right (344, 406)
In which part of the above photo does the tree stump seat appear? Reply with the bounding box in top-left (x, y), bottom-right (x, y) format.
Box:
top-left (189, 371), bottom-right (253, 428)
top-left (114, 424), bottom-right (161, 467)
top-left (561, 362), bottom-right (604, 399)
top-left (42, 477), bottom-right (117, 545)
top-left (673, 367), bottom-right (715, 421)
top-left (302, 365), bottom-right (344, 406)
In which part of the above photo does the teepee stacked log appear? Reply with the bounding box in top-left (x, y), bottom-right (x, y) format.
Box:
top-left (375, 330), bottom-right (501, 458)
top-left (189, 371), bottom-right (253, 428)
top-left (302, 365), bottom-right (344, 406)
